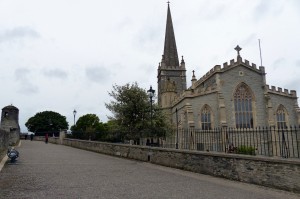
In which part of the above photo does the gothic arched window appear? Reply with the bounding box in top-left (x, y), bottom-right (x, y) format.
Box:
top-left (201, 105), bottom-right (212, 130)
top-left (234, 83), bottom-right (253, 128)
top-left (276, 105), bottom-right (287, 129)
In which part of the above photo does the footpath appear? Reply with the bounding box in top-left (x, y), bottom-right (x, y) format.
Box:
top-left (0, 140), bottom-right (299, 199)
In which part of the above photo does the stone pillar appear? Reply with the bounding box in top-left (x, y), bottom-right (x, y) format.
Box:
top-left (185, 103), bottom-right (195, 150)
top-left (265, 95), bottom-right (275, 126)
top-left (59, 130), bottom-right (66, 145)
top-left (218, 92), bottom-right (227, 127)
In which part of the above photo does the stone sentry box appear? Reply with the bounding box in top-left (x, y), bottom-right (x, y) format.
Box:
top-left (0, 105), bottom-right (20, 146)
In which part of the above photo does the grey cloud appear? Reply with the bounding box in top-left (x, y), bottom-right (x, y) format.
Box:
top-left (44, 69), bottom-right (68, 79)
top-left (15, 68), bottom-right (31, 80)
top-left (114, 17), bottom-right (133, 31)
top-left (272, 58), bottom-right (286, 70)
top-left (241, 33), bottom-right (257, 46)
top-left (197, 1), bottom-right (226, 21)
top-left (285, 78), bottom-right (300, 92)
top-left (17, 84), bottom-right (39, 95)
top-left (136, 26), bottom-right (161, 52)
top-left (291, 0), bottom-right (300, 12)
top-left (14, 68), bottom-right (39, 95)
top-left (254, 1), bottom-right (270, 19)
top-left (253, 0), bottom-right (284, 22)
top-left (85, 66), bottom-right (111, 83)
top-left (0, 26), bottom-right (40, 44)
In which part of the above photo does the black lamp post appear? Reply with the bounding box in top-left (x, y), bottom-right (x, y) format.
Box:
top-left (73, 109), bottom-right (77, 126)
top-left (49, 119), bottom-right (54, 137)
top-left (147, 86), bottom-right (155, 134)
top-left (176, 108), bottom-right (179, 149)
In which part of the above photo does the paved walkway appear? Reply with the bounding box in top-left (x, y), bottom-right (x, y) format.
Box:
top-left (0, 140), bottom-right (299, 199)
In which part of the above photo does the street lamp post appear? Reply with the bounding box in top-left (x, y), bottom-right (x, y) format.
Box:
top-left (73, 109), bottom-right (77, 126)
top-left (49, 119), bottom-right (54, 137)
top-left (147, 86), bottom-right (155, 136)
top-left (176, 108), bottom-right (179, 149)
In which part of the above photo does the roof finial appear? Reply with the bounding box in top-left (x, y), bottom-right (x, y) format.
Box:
top-left (181, 55), bottom-right (185, 64)
top-left (167, 1), bottom-right (170, 5)
top-left (234, 45), bottom-right (242, 58)
top-left (191, 70), bottom-right (196, 85)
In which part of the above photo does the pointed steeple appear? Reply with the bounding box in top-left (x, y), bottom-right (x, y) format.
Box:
top-left (158, 3), bottom-right (186, 108)
top-left (163, 3), bottom-right (179, 67)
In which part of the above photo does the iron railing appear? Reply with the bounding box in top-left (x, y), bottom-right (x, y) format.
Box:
top-left (163, 126), bottom-right (300, 158)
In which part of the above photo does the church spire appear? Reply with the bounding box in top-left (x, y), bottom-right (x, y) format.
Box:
top-left (163, 3), bottom-right (179, 67)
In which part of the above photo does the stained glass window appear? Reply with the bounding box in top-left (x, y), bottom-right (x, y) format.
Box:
top-left (234, 84), bottom-right (253, 128)
top-left (201, 105), bottom-right (211, 130)
top-left (276, 105), bottom-right (287, 129)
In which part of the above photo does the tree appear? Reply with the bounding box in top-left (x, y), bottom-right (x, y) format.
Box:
top-left (105, 82), bottom-right (170, 141)
top-left (71, 114), bottom-right (106, 140)
top-left (25, 111), bottom-right (68, 135)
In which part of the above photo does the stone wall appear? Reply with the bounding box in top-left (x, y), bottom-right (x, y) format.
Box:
top-left (0, 128), bottom-right (9, 160)
top-left (57, 138), bottom-right (300, 193)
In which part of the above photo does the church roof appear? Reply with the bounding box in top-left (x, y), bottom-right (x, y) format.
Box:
top-left (163, 3), bottom-right (179, 67)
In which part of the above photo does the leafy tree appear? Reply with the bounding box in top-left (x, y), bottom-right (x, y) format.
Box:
top-left (105, 82), bottom-right (170, 141)
top-left (101, 119), bottom-right (125, 142)
top-left (71, 114), bottom-right (106, 140)
top-left (25, 111), bottom-right (68, 135)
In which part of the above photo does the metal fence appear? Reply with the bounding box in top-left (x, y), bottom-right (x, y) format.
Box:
top-left (163, 126), bottom-right (300, 159)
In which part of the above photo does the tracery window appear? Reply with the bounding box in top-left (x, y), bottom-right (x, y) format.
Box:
top-left (201, 105), bottom-right (212, 130)
top-left (276, 105), bottom-right (287, 129)
top-left (234, 84), bottom-right (253, 128)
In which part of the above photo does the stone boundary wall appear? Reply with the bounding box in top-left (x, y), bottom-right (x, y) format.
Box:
top-left (50, 138), bottom-right (300, 193)
top-left (0, 129), bottom-right (9, 160)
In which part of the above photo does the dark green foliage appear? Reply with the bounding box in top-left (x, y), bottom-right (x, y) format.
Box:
top-left (70, 114), bottom-right (107, 140)
top-left (237, 145), bottom-right (256, 155)
top-left (25, 111), bottom-right (68, 135)
top-left (105, 82), bottom-right (171, 142)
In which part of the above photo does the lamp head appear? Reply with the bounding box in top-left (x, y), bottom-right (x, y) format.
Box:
top-left (147, 86), bottom-right (155, 98)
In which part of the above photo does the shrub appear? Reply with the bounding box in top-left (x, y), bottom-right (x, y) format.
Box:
top-left (237, 145), bottom-right (256, 155)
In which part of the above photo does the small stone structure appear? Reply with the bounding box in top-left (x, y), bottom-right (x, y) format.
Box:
top-left (0, 105), bottom-right (20, 146)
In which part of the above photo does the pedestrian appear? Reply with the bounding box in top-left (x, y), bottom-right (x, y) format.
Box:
top-left (30, 133), bottom-right (34, 141)
top-left (25, 134), bottom-right (28, 140)
top-left (45, 133), bottom-right (49, 144)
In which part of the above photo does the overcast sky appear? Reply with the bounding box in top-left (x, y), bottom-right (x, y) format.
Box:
top-left (1, 0), bottom-right (299, 132)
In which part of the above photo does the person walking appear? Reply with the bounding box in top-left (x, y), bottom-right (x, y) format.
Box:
top-left (30, 133), bottom-right (34, 141)
top-left (45, 133), bottom-right (49, 144)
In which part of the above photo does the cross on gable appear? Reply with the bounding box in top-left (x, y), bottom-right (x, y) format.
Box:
top-left (234, 45), bottom-right (242, 57)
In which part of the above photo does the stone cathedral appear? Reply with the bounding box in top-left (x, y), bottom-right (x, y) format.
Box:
top-left (157, 4), bottom-right (300, 130)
